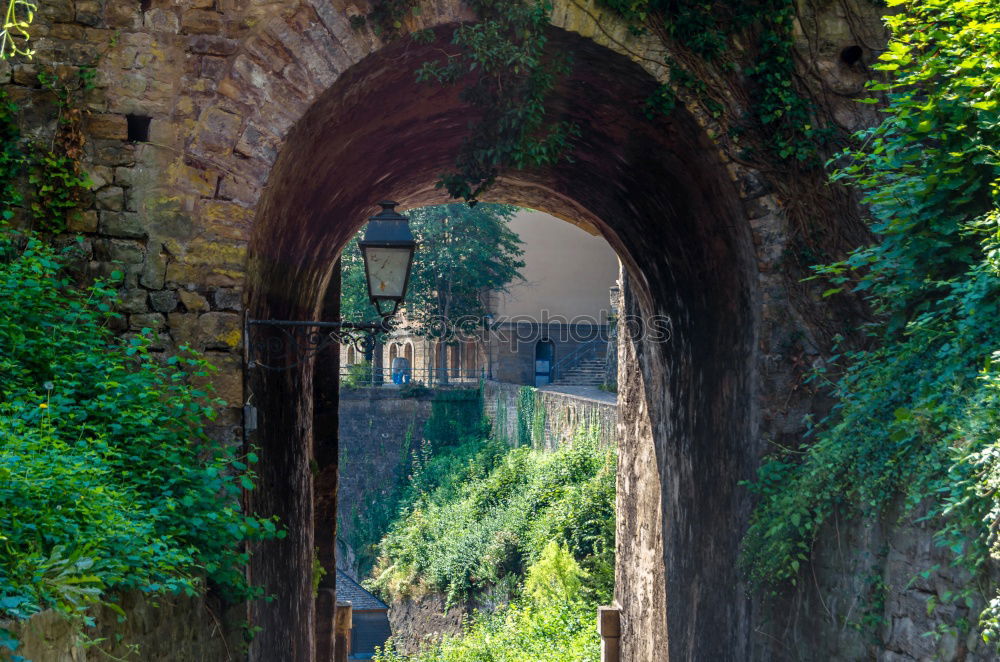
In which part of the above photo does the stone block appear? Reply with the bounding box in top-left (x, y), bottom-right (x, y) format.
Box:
top-left (216, 175), bottom-right (260, 206)
top-left (68, 210), bottom-right (99, 233)
top-left (144, 8), bottom-right (180, 34)
top-left (181, 9), bottom-right (224, 35)
top-left (213, 288), bottom-right (242, 311)
top-left (12, 65), bottom-right (38, 87)
top-left (89, 260), bottom-right (138, 289)
top-left (200, 56), bottom-right (228, 80)
top-left (188, 35), bottom-right (238, 56)
top-left (118, 289), bottom-right (149, 314)
top-left (99, 211), bottom-right (147, 239)
top-left (130, 312), bottom-right (166, 331)
top-left (196, 353), bottom-right (243, 407)
top-left (198, 312), bottom-right (241, 350)
top-left (199, 200), bottom-right (252, 241)
top-left (48, 23), bottom-right (86, 40)
top-left (179, 289), bottom-right (209, 313)
top-left (76, 1), bottom-right (104, 27)
top-left (85, 114), bottom-right (128, 141)
top-left (114, 167), bottom-right (138, 187)
top-left (149, 290), bottom-right (178, 313)
top-left (86, 165), bottom-right (114, 191)
top-left (91, 139), bottom-right (136, 167)
top-left (40, 0), bottom-right (75, 22)
top-left (146, 199), bottom-right (194, 241)
top-left (193, 107), bottom-right (242, 156)
top-left (95, 239), bottom-right (145, 264)
top-left (140, 242), bottom-right (167, 290)
top-left (0, 59), bottom-right (10, 85)
top-left (105, 2), bottom-right (142, 30)
top-left (96, 186), bottom-right (125, 211)
top-left (170, 161), bottom-right (219, 198)
top-left (234, 123), bottom-right (278, 162)
top-left (167, 312), bottom-right (198, 347)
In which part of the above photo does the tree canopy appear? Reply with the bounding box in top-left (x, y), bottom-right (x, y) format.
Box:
top-left (341, 203), bottom-right (525, 339)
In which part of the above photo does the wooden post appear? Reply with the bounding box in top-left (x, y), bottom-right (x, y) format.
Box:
top-left (598, 606), bottom-right (621, 662)
top-left (316, 588), bottom-right (340, 661)
top-left (334, 601), bottom-right (352, 662)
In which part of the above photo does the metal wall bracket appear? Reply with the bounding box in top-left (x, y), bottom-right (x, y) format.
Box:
top-left (245, 316), bottom-right (391, 371)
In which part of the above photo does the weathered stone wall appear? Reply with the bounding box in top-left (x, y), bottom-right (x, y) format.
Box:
top-left (482, 380), bottom-right (617, 450)
top-left (384, 593), bottom-right (469, 657)
top-left (5, 1), bottom-right (970, 660)
top-left (336, 386), bottom-right (436, 567)
top-left (2, 592), bottom-right (240, 662)
top-left (775, 503), bottom-right (1000, 661)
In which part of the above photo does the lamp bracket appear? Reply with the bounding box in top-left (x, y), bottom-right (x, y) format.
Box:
top-left (245, 317), bottom-right (392, 371)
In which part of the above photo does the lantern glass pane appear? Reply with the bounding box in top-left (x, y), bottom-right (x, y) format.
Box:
top-left (364, 246), bottom-right (411, 299)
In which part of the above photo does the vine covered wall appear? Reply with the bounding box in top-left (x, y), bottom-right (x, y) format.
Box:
top-left (0, 0), bottom-right (962, 659)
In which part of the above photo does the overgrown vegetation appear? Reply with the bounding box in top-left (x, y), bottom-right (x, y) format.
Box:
top-left (361, 0), bottom-right (839, 202)
top-left (0, 233), bottom-right (281, 646)
top-left (367, 424), bottom-right (615, 608)
top-left (0, 0), bottom-right (35, 60)
top-left (740, 0), bottom-right (1000, 645)
top-left (0, 92), bottom-right (278, 655)
top-left (339, 389), bottom-right (487, 576)
top-left (359, 1), bottom-right (579, 202)
top-left (374, 542), bottom-right (600, 662)
top-left (600, 0), bottom-right (835, 163)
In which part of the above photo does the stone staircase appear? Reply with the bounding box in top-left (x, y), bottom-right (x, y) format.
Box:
top-left (551, 356), bottom-right (606, 387)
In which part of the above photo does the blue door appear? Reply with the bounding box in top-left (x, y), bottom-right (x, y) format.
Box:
top-left (534, 340), bottom-right (554, 386)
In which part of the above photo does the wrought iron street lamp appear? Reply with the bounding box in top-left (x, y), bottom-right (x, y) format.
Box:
top-left (245, 201), bottom-right (417, 370)
top-left (358, 201), bottom-right (416, 318)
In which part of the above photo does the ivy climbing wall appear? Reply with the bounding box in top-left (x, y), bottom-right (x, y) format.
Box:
top-left (2, 0), bottom-right (978, 660)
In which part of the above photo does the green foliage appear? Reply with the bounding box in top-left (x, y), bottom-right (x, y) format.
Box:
top-left (342, 204), bottom-right (523, 379)
top-left (516, 385), bottom-right (537, 447)
top-left (523, 541), bottom-right (587, 605)
top-left (602, 0), bottom-right (832, 163)
top-left (342, 360), bottom-right (373, 389)
top-left (340, 389), bottom-right (486, 576)
top-left (27, 150), bottom-right (90, 234)
top-left (0, 232), bottom-right (280, 633)
top-left (368, 425), bottom-right (615, 607)
top-left (423, 389), bottom-right (486, 448)
top-left (342, 203), bottom-right (523, 325)
top-left (740, 0), bottom-right (1000, 644)
top-left (373, 543), bottom-right (599, 662)
top-left (416, 0), bottom-right (579, 201)
top-left (1, 0), bottom-right (35, 59)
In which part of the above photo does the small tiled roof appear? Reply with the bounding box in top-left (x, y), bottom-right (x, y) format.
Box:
top-left (336, 570), bottom-right (388, 611)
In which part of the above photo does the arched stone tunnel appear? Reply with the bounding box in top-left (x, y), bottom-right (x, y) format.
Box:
top-left (246, 24), bottom-right (759, 661)
top-left (8, 0), bottom-right (894, 658)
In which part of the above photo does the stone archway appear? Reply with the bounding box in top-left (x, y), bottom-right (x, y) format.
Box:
top-left (241, 19), bottom-right (759, 660)
top-left (7, 0), bottom-right (883, 657)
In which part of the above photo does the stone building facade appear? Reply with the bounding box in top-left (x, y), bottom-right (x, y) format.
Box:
top-left (6, 0), bottom-right (990, 660)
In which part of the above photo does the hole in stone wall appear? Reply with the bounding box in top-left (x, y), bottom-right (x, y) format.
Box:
top-left (126, 115), bottom-right (151, 142)
top-left (840, 45), bottom-right (863, 66)
top-left (140, 0), bottom-right (152, 12)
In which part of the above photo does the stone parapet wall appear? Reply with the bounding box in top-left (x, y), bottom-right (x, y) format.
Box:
top-left (482, 380), bottom-right (617, 450)
top-left (336, 386), bottom-right (438, 561)
top-left (2, 591), bottom-right (240, 662)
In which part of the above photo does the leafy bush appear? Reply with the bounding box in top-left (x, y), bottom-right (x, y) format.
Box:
top-left (373, 542), bottom-right (599, 662)
top-left (0, 233), bottom-right (279, 630)
top-left (367, 425), bottom-right (615, 607)
top-left (342, 360), bottom-right (372, 389)
top-left (740, 0), bottom-right (1000, 644)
